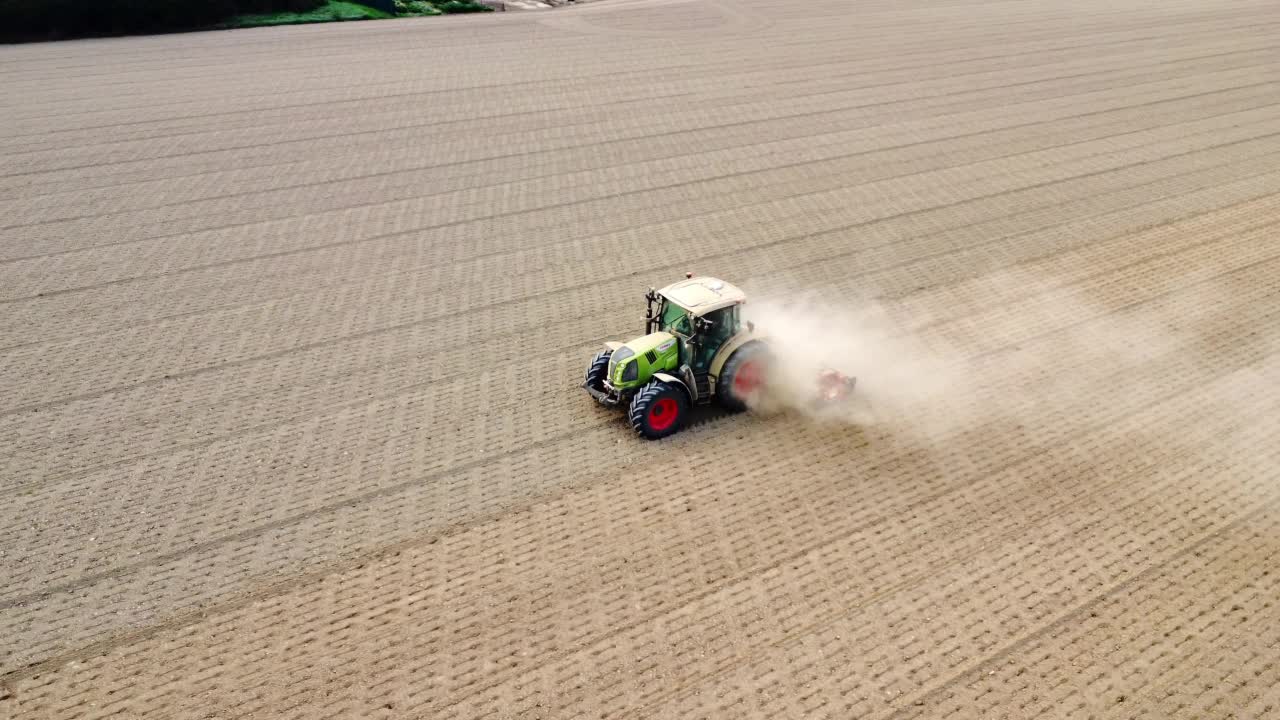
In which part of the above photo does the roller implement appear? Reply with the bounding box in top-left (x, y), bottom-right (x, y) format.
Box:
top-left (582, 274), bottom-right (855, 439)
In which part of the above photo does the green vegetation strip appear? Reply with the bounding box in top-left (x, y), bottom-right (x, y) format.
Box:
top-left (1, 0), bottom-right (490, 43)
top-left (227, 0), bottom-right (491, 27)
top-left (224, 0), bottom-right (390, 28)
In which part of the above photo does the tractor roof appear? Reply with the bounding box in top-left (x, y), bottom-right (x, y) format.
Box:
top-left (658, 276), bottom-right (746, 316)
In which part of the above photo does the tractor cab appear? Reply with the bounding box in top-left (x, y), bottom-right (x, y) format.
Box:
top-left (646, 275), bottom-right (746, 374)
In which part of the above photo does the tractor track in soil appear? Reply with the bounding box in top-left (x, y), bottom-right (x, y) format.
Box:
top-left (3, 0), bottom-right (1280, 717)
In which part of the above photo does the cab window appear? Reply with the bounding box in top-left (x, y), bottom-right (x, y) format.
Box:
top-left (661, 301), bottom-right (691, 335)
top-left (700, 306), bottom-right (736, 344)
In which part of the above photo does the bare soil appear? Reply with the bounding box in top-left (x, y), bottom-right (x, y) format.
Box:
top-left (2, 0), bottom-right (1279, 717)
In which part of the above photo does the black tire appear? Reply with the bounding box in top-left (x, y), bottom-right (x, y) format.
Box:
top-left (584, 350), bottom-right (612, 402)
top-left (717, 342), bottom-right (769, 412)
top-left (628, 380), bottom-right (689, 439)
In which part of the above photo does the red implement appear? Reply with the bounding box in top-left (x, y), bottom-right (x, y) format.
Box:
top-left (815, 368), bottom-right (856, 403)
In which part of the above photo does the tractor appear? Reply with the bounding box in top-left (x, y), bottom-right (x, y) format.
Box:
top-left (582, 274), bottom-right (854, 439)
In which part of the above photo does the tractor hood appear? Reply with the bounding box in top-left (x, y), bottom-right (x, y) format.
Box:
top-left (607, 331), bottom-right (680, 389)
top-left (620, 331), bottom-right (677, 357)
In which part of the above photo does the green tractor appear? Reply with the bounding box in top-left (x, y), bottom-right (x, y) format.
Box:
top-left (582, 274), bottom-right (775, 439)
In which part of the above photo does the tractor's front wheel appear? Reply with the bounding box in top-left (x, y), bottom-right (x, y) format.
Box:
top-left (628, 380), bottom-right (689, 439)
top-left (584, 350), bottom-right (612, 404)
top-left (718, 342), bottom-right (769, 412)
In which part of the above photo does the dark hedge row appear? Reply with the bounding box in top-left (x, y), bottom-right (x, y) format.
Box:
top-left (0, 0), bottom-right (325, 41)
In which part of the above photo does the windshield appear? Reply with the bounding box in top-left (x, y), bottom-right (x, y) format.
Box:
top-left (659, 299), bottom-right (691, 335)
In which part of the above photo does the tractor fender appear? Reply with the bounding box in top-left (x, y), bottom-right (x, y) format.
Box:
top-left (652, 373), bottom-right (694, 404)
top-left (709, 330), bottom-right (768, 381)
top-left (604, 341), bottom-right (624, 352)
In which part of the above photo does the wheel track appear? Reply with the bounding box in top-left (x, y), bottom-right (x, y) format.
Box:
top-left (5, 0), bottom-right (1279, 714)
top-left (12, 299), bottom-right (1280, 707)
top-left (2, 28), bottom-right (1269, 154)
top-left (6, 90), bottom-right (1276, 339)
top-left (5, 34), bottom-right (1270, 209)
top-left (5, 153), bottom-right (1279, 491)
top-left (2, 2), bottom-right (1266, 120)
top-left (5, 139), bottom-right (1274, 499)
top-left (6, 76), bottom-right (1274, 269)
top-left (4, 236), bottom-right (1276, 677)
top-left (4, 118), bottom-right (1277, 412)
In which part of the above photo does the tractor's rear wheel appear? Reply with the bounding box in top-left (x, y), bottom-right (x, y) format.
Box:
top-left (718, 342), bottom-right (769, 412)
top-left (584, 350), bottom-right (612, 403)
top-left (628, 380), bottom-right (689, 439)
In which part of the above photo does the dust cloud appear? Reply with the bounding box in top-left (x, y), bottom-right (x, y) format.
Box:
top-left (738, 292), bottom-right (951, 433)
top-left (736, 267), bottom-right (1267, 444)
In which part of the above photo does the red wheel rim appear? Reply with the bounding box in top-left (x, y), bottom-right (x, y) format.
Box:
top-left (734, 360), bottom-right (763, 396)
top-left (648, 396), bottom-right (679, 431)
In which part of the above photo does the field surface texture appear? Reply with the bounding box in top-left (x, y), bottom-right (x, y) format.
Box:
top-left (2, 0), bottom-right (1280, 717)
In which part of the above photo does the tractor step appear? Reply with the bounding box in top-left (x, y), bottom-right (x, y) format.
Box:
top-left (695, 374), bottom-right (712, 402)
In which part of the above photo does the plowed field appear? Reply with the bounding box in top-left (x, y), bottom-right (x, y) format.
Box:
top-left (3, 0), bottom-right (1279, 717)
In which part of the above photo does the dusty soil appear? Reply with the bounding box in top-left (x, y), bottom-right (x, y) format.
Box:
top-left (2, 0), bottom-right (1279, 717)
